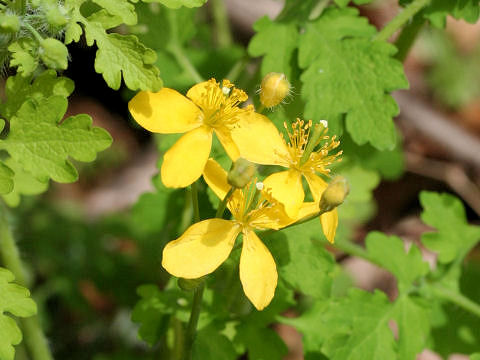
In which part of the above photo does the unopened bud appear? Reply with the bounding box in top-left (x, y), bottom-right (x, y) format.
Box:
top-left (46, 6), bottom-right (68, 28)
top-left (227, 158), bottom-right (256, 189)
top-left (319, 176), bottom-right (349, 213)
top-left (259, 72), bottom-right (291, 108)
top-left (0, 14), bottom-right (20, 33)
top-left (39, 38), bottom-right (68, 70)
top-left (178, 277), bottom-right (205, 291)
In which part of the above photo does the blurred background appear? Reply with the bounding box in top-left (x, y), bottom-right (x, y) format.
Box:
top-left (1, 0), bottom-right (479, 359)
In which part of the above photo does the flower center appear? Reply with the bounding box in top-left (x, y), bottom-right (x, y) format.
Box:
top-left (194, 79), bottom-right (249, 129)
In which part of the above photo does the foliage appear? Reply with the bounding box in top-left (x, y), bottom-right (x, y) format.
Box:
top-left (0, 0), bottom-right (479, 359)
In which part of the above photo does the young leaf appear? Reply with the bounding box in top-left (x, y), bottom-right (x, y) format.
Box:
top-left (365, 232), bottom-right (429, 292)
top-left (7, 38), bottom-right (38, 77)
top-left (0, 96), bottom-right (112, 183)
top-left (248, 16), bottom-right (299, 78)
top-left (0, 70), bottom-right (74, 120)
top-left (299, 8), bottom-right (408, 150)
top-left (234, 323), bottom-right (288, 360)
top-left (420, 191), bottom-right (480, 263)
top-left (0, 268), bottom-right (37, 360)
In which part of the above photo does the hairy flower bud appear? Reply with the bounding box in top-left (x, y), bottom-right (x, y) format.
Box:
top-left (39, 38), bottom-right (68, 70)
top-left (227, 158), bottom-right (256, 189)
top-left (320, 176), bottom-right (349, 213)
top-left (0, 14), bottom-right (20, 33)
top-left (259, 72), bottom-right (291, 108)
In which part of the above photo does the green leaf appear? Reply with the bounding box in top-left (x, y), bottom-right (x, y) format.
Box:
top-left (337, 164), bottom-right (380, 222)
top-left (0, 96), bottom-right (112, 183)
top-left (472, 353), bottom-right (480, 360)
top-left (234, 323), bottom-right (288, 360)
top-left (0, 267), bottom-right (37, 360)
top-left (266, 221), bottom-right (335, 299)
top-left (92, 0), bottom-right (137, 25)
top-left (286, 288), bottom-right (430, 360)
top-left (401, 0), bottom-right (480, 27)
top-left (1, 158), bottom-right (49, 207)
top-left (420, 191), bottom-right (480, 263)
top-left (0, 162), bottom-right (14, 195)
top-left (299, 8), bottom-right (408, 150)
top-left (0, 70), bottom-right (74, 120)
top-left (7, 38), bottom-right (39, 77)
top-left (365, 232), bottom-right (429, 292)
top-left (131, 285), bottom-right (184, 345)
top-left (391, 295), bottom-right (430, 360)
top-left (192, 324), bottom-right (237, 360)
top-left (142, 0), bottom-right (208, 9)
top-left (248, 16), bottom-right (299, 78)
top-left (86, 22), bottom-right (162, 91)
top-left (335, 0), bottom-right (374, 6)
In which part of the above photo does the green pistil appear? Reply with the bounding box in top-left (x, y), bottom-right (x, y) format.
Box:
top-left (299, 123), bottom-right (326, 166)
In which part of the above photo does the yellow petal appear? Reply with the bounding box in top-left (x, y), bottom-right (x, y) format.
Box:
top-left (231, 112), bottom-right (290, 166)
top-left (320, 208), bottom-right (338, 243)
top-left (304, 172), bottom-right (328, 202)
top-left (214, 127), bottom-right (240, 161)
top-left (239, 230), bottom-right (277, 310)
top-left (161, 126), bottom-right (213, 188)
top-left (186, 79), bottom-right (216, 104)
top-left (128, 89), bottom-right (202, 133)
top-left (297, 201), bottom-right (319, 219)
top-left (162, 219), bottom-right (241, 278)
top-left (203, 158), bottom-right (231, 200)
top-left (263, 170), bottom-right (304, 218)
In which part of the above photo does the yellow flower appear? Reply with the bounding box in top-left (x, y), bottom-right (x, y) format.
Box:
top-left (162, 159), bottom-right (291, 310)
top-left (231, 118), bottom-right (342, 243)
top-left (128, 79), bottom-right (272, 188)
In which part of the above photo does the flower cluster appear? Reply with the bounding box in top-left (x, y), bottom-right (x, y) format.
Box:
top-left (128, 77), bottom-right (346, 310)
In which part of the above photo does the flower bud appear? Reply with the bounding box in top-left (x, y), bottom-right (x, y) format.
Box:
top-left (46, 6), bottom-right (68, 28)
top-left (259, 72), bottom-right (291, 108)
top-left (319, 176), bottom-right (349, 213)
top-left (39, 38), bottom-right (68, 70)
top-left (0, 14), bottom-right (20, 33)
top-left (178, 277), bottom-right (205, 291)
top-left (227, 158), bottom-right (256, 189)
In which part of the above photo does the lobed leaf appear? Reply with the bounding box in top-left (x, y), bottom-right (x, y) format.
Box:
top-left (420, 191), bottom-right (480, 263)
top-left (0, 96), bottom-right (112, 183)
top-left (248, 16), bottom-right (299, 78)
top-left (141, 0), bottom-right (208, 9)
top-left (92, 0), bottom-right (137, 25)
top-left (0, 268), bottom-right (37, 360)
top-left (365, 232), bottom-right (429, 292)
top-left (299, 8), bottom-right (408, 150)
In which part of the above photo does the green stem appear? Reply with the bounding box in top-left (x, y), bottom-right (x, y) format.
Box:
top-left (184, 282), bottom-right (205, 360)
top-left (211, 0), bottom-right (233, 48)
top-left (394, 13), bottom-right (425, 61)
top-left (13, 0), bottom-right (25, 14)
top-left (430, 284), bottom-right (480, 318)
top-left (172, 318), bottom-right (185, 360)
top-left (308, 0), bottom-right (330, 20)
top-left (191, 181), bottom-right (200, 223)
top-left (0, 206), bottom-right (53, 360)
top-left (165, 9), bottom-right (204, 83)
top-left (23, 23), bottom-right (44, 43)
top-left (374, 0), bottom-right (430, 42)
top-left (215, 187), bottom-right (235, 218)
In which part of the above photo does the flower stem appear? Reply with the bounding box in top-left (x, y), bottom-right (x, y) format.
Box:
top-left (0, 206), bottom-right (53, 360)
top-left (191, 181), bottom-right (200, 223)
top-left (373, 0), bottom-right (430, 42)
top-left (394, 13), bottom-right (425, 62)
top-left (210, 0), bottom-right (233, 48)
top-left (429, 283), bottom-right (480, 318)
top-left (215, 187), bottom-right (235, 218)
top-left (184, 282), bottom-right (204, 360)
